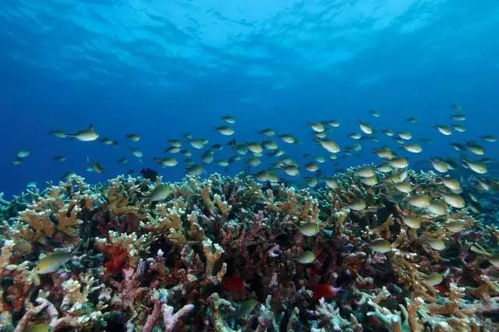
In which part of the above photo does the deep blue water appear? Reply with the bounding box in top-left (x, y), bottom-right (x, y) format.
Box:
top-left (1, 0), bottom-right (498, 197)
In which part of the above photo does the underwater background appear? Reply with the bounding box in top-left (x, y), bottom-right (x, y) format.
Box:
top-left (0, 1), bottom-right (499, 332)
top-left (1, 0), bottom-right (499, 195)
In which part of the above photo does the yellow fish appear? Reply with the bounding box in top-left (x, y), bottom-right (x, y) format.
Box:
top-left (300, 223), bottom-right (320, 237)
top-left (70, 125), bottom-right (99, 142)
top-left (369, 239), bottom-right (392, 253)
top-left (294, 250), bottom-right (316, 264)
top-left (149, 184), bottom-right (173, 202)
top-left (24, 323), bottom-right (53, 332)
top-left (35, 251), bottom-right (74, 274)
top-left (402, 215), bottom-right (421, 229)
top-left (424, 273), bottom-right (443, 286)
top-left (318, 139), bottom-right (340, 153)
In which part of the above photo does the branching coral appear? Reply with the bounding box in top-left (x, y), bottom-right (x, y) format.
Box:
top-left (0, 240), bottom-right (39, 316)
top-left (17, 190), bottom-right (82, 246)
top-left (0, 170), bottom-right (496, 331)
top-left (142, 289), bottom-right (195, 332)
top-left (202, 238), bottom-right (224, 278)
top-left (142, 204), bottom-right (187, 245)
top-left (311, 298), bottom-right (362, 331)
top-left (103, 175), bottom-right (145, 217)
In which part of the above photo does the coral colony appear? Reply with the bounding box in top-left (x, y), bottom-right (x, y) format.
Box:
top-left (0, 168), bottom-right (498, 331)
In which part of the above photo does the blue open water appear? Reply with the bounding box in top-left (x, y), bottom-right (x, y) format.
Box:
top-left (1, 0), bottom-right (498, 197)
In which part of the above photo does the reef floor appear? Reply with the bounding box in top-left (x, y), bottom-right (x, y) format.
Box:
top-left (0, 168), bottom-right (498, 331)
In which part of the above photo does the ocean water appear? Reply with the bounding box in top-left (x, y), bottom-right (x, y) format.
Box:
top-left (1, 2), bottom-right (499, 331)
top-left (1, 0), bottom-right (498, 196)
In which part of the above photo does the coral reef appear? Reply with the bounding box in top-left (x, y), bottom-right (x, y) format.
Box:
top-left (0, 169), bottom-right (497, 331)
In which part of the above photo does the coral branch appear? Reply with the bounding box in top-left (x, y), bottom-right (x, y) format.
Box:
top-left (162, 303), bottom-right (195, 332)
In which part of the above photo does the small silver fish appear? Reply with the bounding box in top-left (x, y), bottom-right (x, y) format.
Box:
top-left (126, 133), bottom-right (141, 142)
top-left (424, 273), bottom-right (443, 286)
top-left (149, 184), bottom-right (172, 202)
top-left (70, 125), bottom-right (99, 142)
top-left (369, 239), bottom-right (392, 253)
top-left (294, 250), bottom-right (316, 264)
top-left (318, 139), bottom-right (340, 153)
top-left (402, 215), bottom-right (421, 229)
top-left (299, 223), bottom-right (320, 237)
top-left (346, 199), bottom-right (367, 211)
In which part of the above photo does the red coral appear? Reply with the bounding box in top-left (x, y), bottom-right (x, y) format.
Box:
top-left (311, 284), bottom-right (342, 300)
top-left (222, 274), bottom-right (246, 292)
top-left (104, 246), bottom-right (128, 273)
top-left (2, 300), bottom-right (10, 311)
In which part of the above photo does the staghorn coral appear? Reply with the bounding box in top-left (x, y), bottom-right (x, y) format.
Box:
top-left (96, 230), bottom-right (149, 268)
top-left (17, 191), bottom-right (81, 245)
top-left (4, 176), bottom-right (98, 256)
top-left (142, 204), bottom-right (187, 246)
top-left (310, 298), bottom-right (362, 331)
top-left (201, 238), bottom-right (225, 279)
top-left (0, 240), bottom-right (39, 318)
top-left (0, 170), bottom-right (495, 331)
top-left (103, 175), bottom-right (145, 217)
